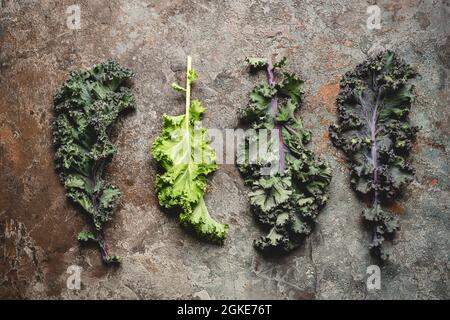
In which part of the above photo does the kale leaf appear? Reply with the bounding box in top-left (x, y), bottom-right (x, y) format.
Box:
top-left (238, 57), bottom-right (332, 253)
top-left (53, 60), bottom-right (136, 264)
top-left (152, 56), bottom-right (228, 243)
top-left (329, 51), bottom-right (418, 260)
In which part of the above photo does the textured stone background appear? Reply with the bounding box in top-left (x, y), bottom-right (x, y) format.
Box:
top-left (0, 0), bottom-right (449, 299)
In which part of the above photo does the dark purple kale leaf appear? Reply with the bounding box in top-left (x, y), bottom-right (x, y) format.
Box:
top-left (329, 51), bottom-right (418, 260)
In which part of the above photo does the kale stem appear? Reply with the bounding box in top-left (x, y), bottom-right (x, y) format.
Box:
top-left (267, 58), bottom-right (275, 85)
top-left (369, 88), bottom-right (384, 250)
top-left (369, 91), bottom-right (381, 250)
top-left (371, 195), bottom-right (380, 248)
top-left (266, 58), bottom-right (285, 174)
top-left (90, 161), bottom-right (110, 260)
top-left (370, 89), bottom-right (384, 204)
top-left (96, 231), bottom-right (109, 260)
top-left (185, 55), bottom-right (192, 129)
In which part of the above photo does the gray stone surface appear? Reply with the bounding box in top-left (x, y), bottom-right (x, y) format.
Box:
top-left (0, 0), bottom-right (449, 299)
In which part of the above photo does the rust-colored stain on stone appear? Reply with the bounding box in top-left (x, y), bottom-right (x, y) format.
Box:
top-left (319, 117), bottom-right (330, 126)
top-left (429, 179), bottom-right (439, 187)
top-left (316, 77), bottom-right (341, 114)
top-left (0, 126), bottom-right (25, 173)
top-left (387, 201), bottom-right (406, 215)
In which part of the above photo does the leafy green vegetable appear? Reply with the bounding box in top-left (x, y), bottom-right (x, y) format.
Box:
top-left (152, 56), bottom-right (228, 244)
top-left (329, 51), bottom-right (418, 260)
top-left (238, 57), bottom-right (332, 253)
top-left (53, 60), bottom-right (135, 264)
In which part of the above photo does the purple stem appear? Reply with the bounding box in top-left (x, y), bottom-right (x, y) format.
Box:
top-left (369, 90), bottom-right (382, 246)
top-left (96, 231), bottom-right (109, 259)
top-left (267, 58), bottom-right (285, 174)
top-left (90, 162), bottom-right (110, 260)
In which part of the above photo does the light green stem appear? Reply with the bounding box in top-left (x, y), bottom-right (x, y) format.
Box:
top-left (185, 55), bottom-right (192, 129)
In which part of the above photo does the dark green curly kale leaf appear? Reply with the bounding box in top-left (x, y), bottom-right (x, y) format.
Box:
top-left (329, 51), bottom-right (418, 260)
top-left (238, 57), bottom-right (332, 253)
top-left (53, 60), bottom-right (135, 264)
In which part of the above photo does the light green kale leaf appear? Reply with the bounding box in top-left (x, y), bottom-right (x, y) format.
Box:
top-left (152, 56), bottom-right (228, 244)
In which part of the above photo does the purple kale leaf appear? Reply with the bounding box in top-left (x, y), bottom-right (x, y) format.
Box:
top-left (238, 57), bottom-right (331, 253)
top-left (329, 51), bottom-right (418, 260)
